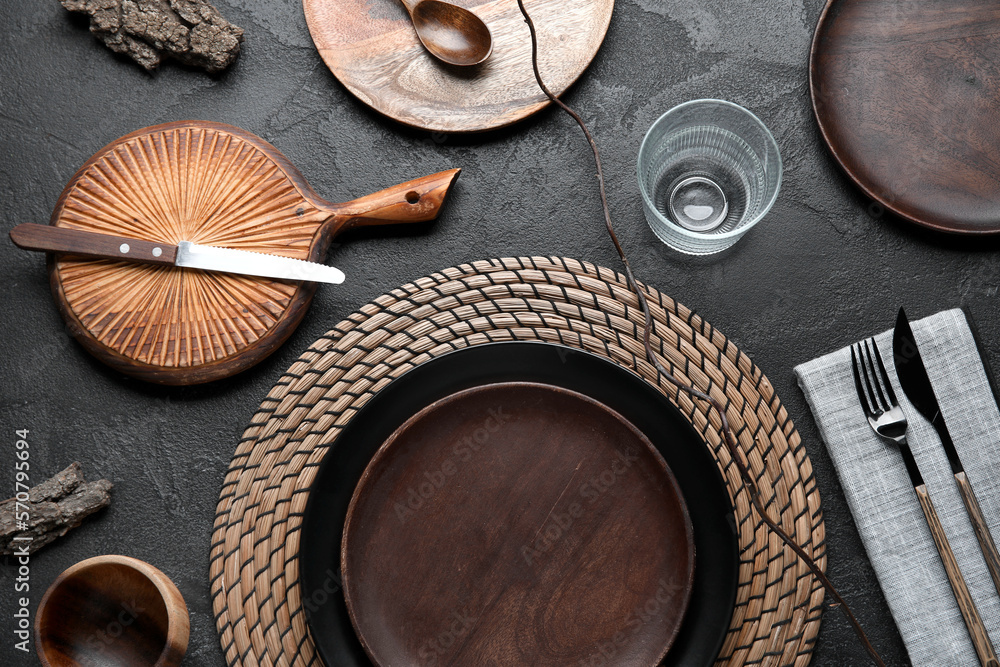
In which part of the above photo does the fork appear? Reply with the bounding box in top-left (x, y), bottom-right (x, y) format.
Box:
top-left (851, 338), bottom-right (999, 667)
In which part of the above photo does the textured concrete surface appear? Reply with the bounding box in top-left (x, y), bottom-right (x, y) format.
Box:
top-left (3, 0), bottom-right (999, 665)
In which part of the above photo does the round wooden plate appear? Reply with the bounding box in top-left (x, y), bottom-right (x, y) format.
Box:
top-left (302, 0), bottom-right (614, 133)
top-left (810, 0), bottom-right (1000, 233)
top-left (46, 121), bottom-right (458, 384)
top-left (340, 381), bottom-right (694, 667)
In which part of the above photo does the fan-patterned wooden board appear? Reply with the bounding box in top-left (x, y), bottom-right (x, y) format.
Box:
top-left (45, 121), bottom-right (460, 384)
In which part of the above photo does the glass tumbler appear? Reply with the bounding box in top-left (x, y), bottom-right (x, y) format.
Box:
top-left (637, 99), bottom-right (782, 255)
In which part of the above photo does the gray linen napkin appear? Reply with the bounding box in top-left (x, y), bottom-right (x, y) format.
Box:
top-left (794, 309), bottom-right (1000, 665)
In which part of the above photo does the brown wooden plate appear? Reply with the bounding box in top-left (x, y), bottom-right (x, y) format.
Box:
top-left (341, 381), bottom-right (694, 667)
top-left (810, 0), bottom-right (1000, 233)
top-left (302, 0), bottom-right (614, 133)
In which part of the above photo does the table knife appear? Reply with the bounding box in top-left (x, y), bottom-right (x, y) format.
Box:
top-left (893, 306), bottom-right (1000, 597)
top-left (9, 224), bottom-right (346, 284)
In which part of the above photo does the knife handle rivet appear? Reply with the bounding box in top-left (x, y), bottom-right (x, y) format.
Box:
top-left (152, 247), bottom-right (162, 257)
top-left (119, 243), bottom-right (130, 254)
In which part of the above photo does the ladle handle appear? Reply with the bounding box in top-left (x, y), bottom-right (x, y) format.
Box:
top-left (323, 168), bottom-right (461, 236)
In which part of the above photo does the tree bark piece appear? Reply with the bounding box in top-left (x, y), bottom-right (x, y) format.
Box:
top-left (60, 0), bottom-right (244, 73)
top-left (0, 462), bottom-right (113, 555)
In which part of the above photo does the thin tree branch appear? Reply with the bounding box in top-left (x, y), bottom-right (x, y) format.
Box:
top-left (514, 3), bottom-right (885, 664)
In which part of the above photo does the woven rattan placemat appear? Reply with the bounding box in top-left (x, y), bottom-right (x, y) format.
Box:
top-left (210, 256), bottom-right (826, 667)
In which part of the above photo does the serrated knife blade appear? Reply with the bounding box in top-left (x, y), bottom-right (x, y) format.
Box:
top-left (175, 241), bottom-right (345, 284)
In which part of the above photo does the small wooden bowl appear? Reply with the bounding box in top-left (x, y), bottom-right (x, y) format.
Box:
top-left (35, 555), bottom-right (190, 667)
top-left (341, 382), bottom-right (695, 666)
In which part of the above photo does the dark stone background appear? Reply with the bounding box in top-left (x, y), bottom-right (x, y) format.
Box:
top-left (3, 0), bottom-right (1000, 665)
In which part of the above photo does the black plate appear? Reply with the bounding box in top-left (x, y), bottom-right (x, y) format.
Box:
top-left (300, 342), bottom-right (738, 667)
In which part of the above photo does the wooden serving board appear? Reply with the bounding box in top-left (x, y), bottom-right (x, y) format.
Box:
top-left (45, 121), bottom-right (459, 385)
top-left (810, 0), bottom-right (1000, 233)
top-left (303, 0), bottom-right (614, 132)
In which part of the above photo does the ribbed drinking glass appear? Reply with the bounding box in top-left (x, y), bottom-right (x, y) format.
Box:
top-left (638, 99), bottom-right (782, 255)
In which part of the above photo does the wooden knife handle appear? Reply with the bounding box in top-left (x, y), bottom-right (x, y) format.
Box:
top-left (10, 224), bottom-right (177, 266)
top-left (915, 484), bottom-right (999, 666)
top-left (955, 472), bottom-right (1000, 597)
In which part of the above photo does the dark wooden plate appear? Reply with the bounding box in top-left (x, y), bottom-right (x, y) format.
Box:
top-left (299, 342), bottom-right (738, 667)
top-left (810, 0), bottom-right (1000, 233)
top-left (341, 382), bottom-right (694, 666)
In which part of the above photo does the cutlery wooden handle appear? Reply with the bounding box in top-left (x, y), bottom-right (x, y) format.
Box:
top-left (915, 484), bottom-right (999, 666)
top-left (955, 472), bottom-right (1000, 597)
top-left (10, 224), bottom-right (177, 266)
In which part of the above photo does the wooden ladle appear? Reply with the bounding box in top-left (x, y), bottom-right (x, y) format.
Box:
top-left (399, 0), bottom-right (493, 66)
top-left (40, 121), bottom-right (460, 385)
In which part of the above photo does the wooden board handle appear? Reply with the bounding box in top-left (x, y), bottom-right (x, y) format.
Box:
top-left (10, 224), bottom-right (177, 266)
top-left (955, 472), bottom-right (1000, 597)
top-left (326, 168), bottom-right (461, 234)
top-left (915, 484), bottom-right (999, 666)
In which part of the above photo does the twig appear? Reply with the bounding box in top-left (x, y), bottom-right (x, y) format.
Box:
top-left (514, 3), bottom-right (885, 664)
